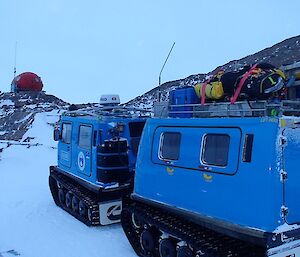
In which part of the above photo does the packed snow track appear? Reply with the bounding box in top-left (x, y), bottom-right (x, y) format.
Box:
top-left (0, 112), bottom-right (135, 257)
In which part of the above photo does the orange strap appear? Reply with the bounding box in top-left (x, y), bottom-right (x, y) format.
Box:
top-left (201, 80), bottom-right (210, 105)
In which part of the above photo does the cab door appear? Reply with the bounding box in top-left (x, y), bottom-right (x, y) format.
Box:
top-left (77, 124), bottom-right (93, 177)
top-left (58, 122), bottom-right (72, 168)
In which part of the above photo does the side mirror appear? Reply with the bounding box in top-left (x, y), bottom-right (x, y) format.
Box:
top-left (53, 128), bottom-right (61, 141)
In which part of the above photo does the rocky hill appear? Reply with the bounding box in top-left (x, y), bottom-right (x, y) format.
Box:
top-left (0, 91), bottom-right (69, 141)
top-left (126, 35), bottom-right (300, 109)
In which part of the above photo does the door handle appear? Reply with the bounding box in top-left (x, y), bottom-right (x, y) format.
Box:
top-left (198, 165), bottom-right (212, 171)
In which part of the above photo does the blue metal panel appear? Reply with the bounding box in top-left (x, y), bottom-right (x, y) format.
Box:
top-left (134, 117), bottom-right (284, 233)
top-left (283, 127), bottom-right (300, 224)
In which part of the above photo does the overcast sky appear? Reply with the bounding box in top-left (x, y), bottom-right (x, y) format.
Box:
top-left (0, 0), bottom-right (299, 103)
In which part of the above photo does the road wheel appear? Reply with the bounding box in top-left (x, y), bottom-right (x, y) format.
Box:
top-left (79, 200), bottom-right (87, 217)
top-left (140, 227), bottom-right (157, 254)
top-left (58, 189), bottom-right (65, 205)
top-left (177, 245), bottom-right (193, 257)
top-left (65, 191), bottom-right (73, 209)
top-left (72, 196), bottom-right (79, 213)
top-left (159, 238), bottom-right (176, 257)
top-left (131, 212), bottom-right (142, 229)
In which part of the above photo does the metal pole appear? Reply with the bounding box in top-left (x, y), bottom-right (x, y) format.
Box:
top-left (14, 42), bottom-right (18, 78)
top-left (158, 42), bottom-right (175, 102)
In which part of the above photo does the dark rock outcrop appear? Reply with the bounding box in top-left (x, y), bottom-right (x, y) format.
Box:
top-left (0, 92), bottom-right (69, 141)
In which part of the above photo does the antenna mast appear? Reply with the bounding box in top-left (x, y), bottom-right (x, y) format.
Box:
top-left (158, 42), bottom-right (175, 102)
top-left (14, 42), bottom-right (18, 78)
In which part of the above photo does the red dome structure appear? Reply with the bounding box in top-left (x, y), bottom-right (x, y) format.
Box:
top-left (11, 72), bottom-right (43, 92)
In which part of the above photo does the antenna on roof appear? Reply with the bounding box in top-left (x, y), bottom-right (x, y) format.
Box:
top-left (13, 41), bottom-right (18, 78)
top-left (158, 42), bottom-right (175, 102)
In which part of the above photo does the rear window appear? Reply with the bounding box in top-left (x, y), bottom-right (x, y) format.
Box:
top-left (159, 132), bottom-right (181, 160)
top-left (78, 125), bottom-right (92, 149)
top-left (62, 123), bottom-right (72, 144)
top-left (201, 134), bottom-right (230, 166)
top-left (129, 122), bottom-right (146, 137)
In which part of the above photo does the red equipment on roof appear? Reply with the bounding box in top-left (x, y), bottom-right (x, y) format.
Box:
top-left (11, 72), bottom-right (43, 92)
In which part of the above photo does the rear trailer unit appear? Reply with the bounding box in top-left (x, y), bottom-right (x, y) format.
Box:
top-left (121, 64), bottom-right (300, 257)
top-left (49, 98), bottom-right (149, 226)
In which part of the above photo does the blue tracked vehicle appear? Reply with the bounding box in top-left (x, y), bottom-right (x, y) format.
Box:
top-left (49, 95), bottom-right (149, 226)
top-left (122, 70), bottom-right (300, 257)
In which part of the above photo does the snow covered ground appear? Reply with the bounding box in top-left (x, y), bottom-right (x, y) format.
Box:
top-left (0, 112), bottom-right (136, 257)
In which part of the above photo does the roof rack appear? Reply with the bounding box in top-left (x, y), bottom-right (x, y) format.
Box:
top-left (154, 100), bottom-right (300, 118)
top-left (281, 62), bottom-right (300, 99)
top-left (155, 65), bottom-right (300, 119)
top-left (63, 105), bottom-right (152, 119)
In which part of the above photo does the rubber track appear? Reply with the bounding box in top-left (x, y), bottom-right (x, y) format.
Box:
top-left (122, 200), bottom-right (267, 257)
top-left (49, 171), bottom-right (100, 226)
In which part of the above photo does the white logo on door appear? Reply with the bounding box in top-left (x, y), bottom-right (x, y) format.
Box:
top-left (78, 152), bottom-right (85, 171)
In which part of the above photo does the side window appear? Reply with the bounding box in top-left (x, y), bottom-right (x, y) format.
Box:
top-left (201, 134), bottom-right (230, 167)
top-left (62, 123), bottom-right (72, 144)
top-left (159, 132), bottom-right (181, 160)
top-left (242, 134), bottom-right (254, 162)
top-left (79, 125), bottom-right (92, 149)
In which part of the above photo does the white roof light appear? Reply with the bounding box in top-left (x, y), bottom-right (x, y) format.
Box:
top-left (100, 94), bottom-right (120, 105)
